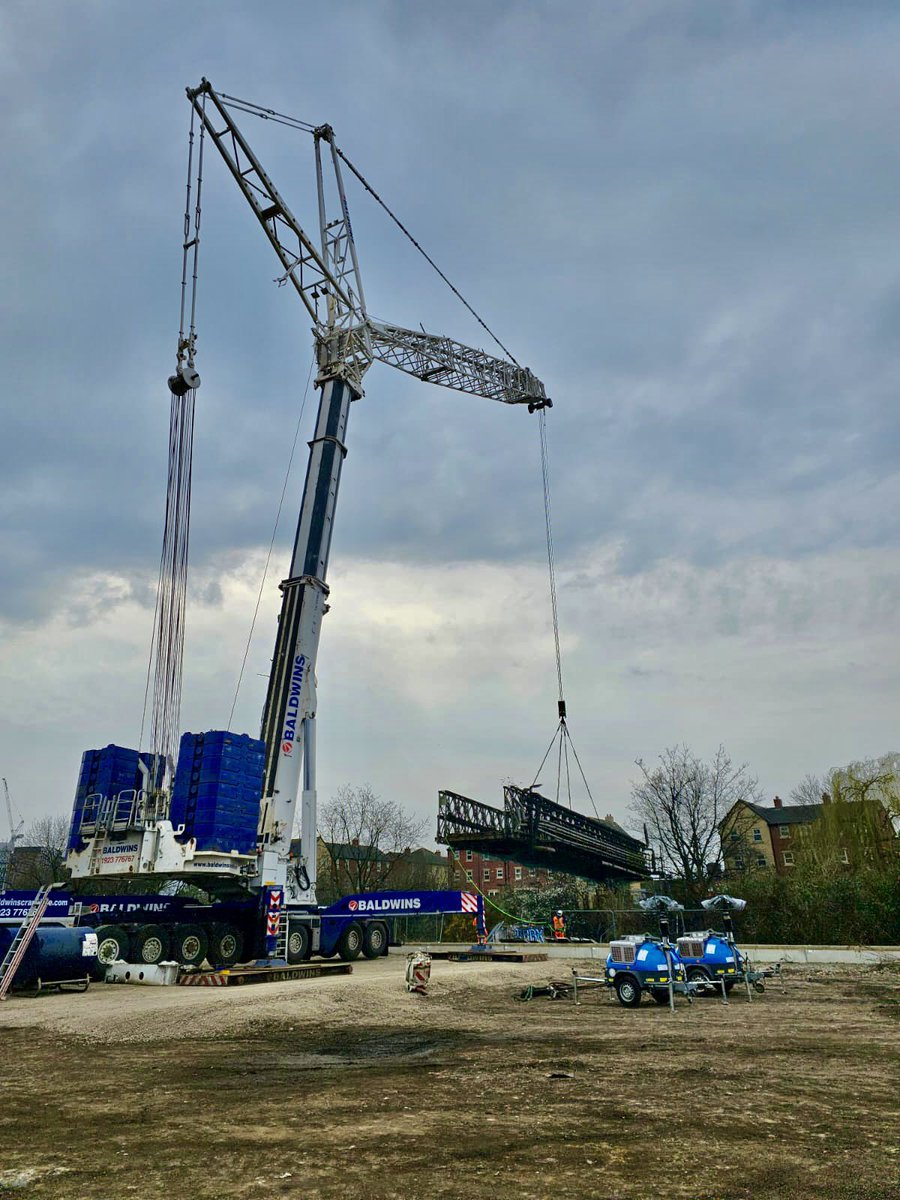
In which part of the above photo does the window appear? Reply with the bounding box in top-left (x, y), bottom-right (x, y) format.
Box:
top-left (483, 869), bottom-right (491, 882)
top-left (465, 850), bottom-right (473, 862)
top-left (752, 828), bottom-right (763, 843)
top-left (496, 867), bottom-right (504, 880)
top-left (514, 867), bottom-right (522, 880)
top-left (733, 857), bottom-right (745, 870)
top-left (782, 852), bottom-right (795, 866)
top-left (730, 830), bottom-right (740, 842)
top-left (756, 855), bottom-right (766, 867)
top-left (488, 890), bottom-right (499, 898)
top-left (466, 870), bottom-right (473, 881)
top-left (779, 825), bottom-right (790, 839)
top-left (529, 867), bottom-right (536, 876)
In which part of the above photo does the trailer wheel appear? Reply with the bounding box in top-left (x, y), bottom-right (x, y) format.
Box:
top-left (130, 925), bottom-right (169, 965)
top-left (650, 988), bottom-right (670, 1006)
top-left (362, 922), bottom-right (388, 959)
top-left (95, 925), bottom-right (128, 966)
top-left (337, 921), bottom-right (363, 962)
top-left (724, 980), bottom-right (736, 993)
top-left (286, 923), bottom-right (311, 964)
top-left (170, 924), bottom-right (208, 967)
top-left (208, 924), bottom-right (243, 968)
top-left (687, 966), bottom-right (711, 993)
top-left (614, 974), bottom-right (642, 1008)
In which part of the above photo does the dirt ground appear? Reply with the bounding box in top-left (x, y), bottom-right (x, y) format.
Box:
top-left (0, 956), bottom-right (898, 1200)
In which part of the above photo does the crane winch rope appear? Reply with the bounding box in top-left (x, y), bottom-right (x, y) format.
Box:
top-left (530, 408), bottom-right (601, 819)
top-left (139, 97), bottom-right (206, 793)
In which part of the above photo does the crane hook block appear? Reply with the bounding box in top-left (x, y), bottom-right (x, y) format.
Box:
top-left (168, 365), bottom-right (201, 396)
top-left (527, 397), bottom-right (553, 413)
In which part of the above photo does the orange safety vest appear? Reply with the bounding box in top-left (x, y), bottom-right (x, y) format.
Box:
top-left (551, 914), bottom-right (565, 939)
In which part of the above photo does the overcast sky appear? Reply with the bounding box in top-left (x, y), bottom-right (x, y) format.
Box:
top-left (1, 1), bottom-right (898, 843)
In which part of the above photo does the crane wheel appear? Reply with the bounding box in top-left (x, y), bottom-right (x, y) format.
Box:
top-left (337, 921), bottom-right (364, 962)
top-left (613, 974), bottom-right (642, 1008)
top-left (94, 925), bottom-right (129, 967)
top-left (170, 924), bottom-right (208, 967)
top-left (207, 924), bottom-right (243, 968)
top-left (130, 925), bottom-right (169, 965)
top-left (362, 921), bottom-right (388, 959)
top-left (287, 923), bottom-right (311, 964)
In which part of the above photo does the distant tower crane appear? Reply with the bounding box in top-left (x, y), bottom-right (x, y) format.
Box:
top-left (1, 779), bottom-right (25, 890)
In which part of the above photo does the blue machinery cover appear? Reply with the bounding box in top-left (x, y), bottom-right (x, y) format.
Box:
top-left (170, 730), bottom-right (265, 855)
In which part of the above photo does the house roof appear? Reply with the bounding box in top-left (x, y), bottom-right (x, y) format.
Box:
top-left (743, 802), bottom-right (822, 826)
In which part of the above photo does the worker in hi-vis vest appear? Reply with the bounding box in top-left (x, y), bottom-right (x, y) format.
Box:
top-left (551, 910), bottom-right (566, 939)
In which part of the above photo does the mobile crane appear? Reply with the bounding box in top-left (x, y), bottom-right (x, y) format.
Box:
top-left (58, 80), bottom-right (550, 967)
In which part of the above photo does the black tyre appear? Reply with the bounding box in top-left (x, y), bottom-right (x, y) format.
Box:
top-left (337, 921), bottom-right (364, 962)
top-left (687, 966), bottom-right (712, 994)
top-left (130, 924), bottom-right (169, 965)
top-left (753, 980), bottom-right (765, 994)
top-left (286, 922), bottom-right (311, 964)
top-left (724, 980), bottom-right (736, 993)
top-left (614, 974), bottom-right (642, 1008)
top-left (170, 923), bottom-right (208, 967)
top-left (362, 921), bottom-right (388, 960)
top-left (94, 925), bottom-right (129, 966)
top-left (650, 988), bottom-right (671, 1006)
top-left (208, 924), bottom-right (244, 968)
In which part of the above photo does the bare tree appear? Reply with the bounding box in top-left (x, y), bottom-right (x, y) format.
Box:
top-left (7, 814), bottom-right (70, 888)
top-left (790, 773), bottom-right (825, 806)
top-left (629, 745), bottom-right (762, 899)
top-left (318, 785), bottom-right (426, 901)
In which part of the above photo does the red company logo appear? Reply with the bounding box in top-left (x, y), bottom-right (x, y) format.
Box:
top-left (348, 900), bottom-right (358, 911)
top-left (282, 742), bottom-right (292, 754)
top-left (89, 903), bottom-right (100, 913)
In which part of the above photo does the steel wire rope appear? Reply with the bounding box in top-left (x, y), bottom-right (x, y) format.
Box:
top-left (529, 410), bottom-right (602, 819)
top-left (139, 102), bottom-right (204, 782)
top-left (226, 359), bottom-right (315, 729)
top-left (538, 409), bottom-right (564, 705)
top-left (332, 146), bottom-right (521, 367)
top-left (216, 92), bottom-right (521, 369)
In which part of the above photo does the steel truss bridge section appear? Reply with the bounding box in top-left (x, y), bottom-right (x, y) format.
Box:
top-left (436, 785), bottom-right (648, 884)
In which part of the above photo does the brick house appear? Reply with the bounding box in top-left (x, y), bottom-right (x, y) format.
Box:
top-left (719, 794), bottom-right (895, 874)
top-left (447, 848), bottom-right (551, 896)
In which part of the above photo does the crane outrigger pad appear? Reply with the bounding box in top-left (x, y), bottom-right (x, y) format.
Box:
top-left (437, 785), bottom-right (647, 884)
top-left (427, 949), bottom-right (549, 963)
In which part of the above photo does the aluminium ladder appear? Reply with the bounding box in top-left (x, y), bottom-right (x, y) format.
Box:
top-left (0, 884), bottom-right (56, 1000)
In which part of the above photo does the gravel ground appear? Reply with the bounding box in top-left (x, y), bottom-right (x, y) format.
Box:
top-left (1, 957), bottom-right (898, 1199)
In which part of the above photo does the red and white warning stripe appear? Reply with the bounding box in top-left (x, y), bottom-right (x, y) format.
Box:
top-left (460, 892), bottom-right (478, 913)
top-left (178, 972), bottom-right (228, 986)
